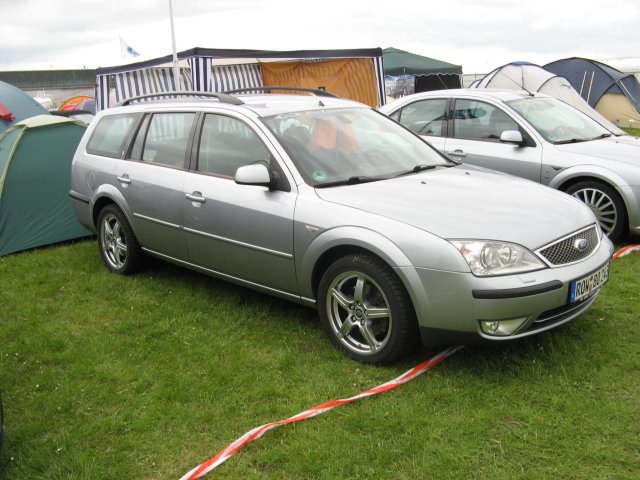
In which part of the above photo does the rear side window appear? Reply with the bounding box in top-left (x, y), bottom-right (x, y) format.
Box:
top-left (87, 113), bottom-right (139, 158)
top-left (141, 113), bottom-right (196, 168)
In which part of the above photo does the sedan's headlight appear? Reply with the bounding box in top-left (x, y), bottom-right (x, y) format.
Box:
top-left (449, 240), bottom-right (545, 276)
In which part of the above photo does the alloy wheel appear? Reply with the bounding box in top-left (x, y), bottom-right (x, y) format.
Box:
top-left (571, 187), bottom-right (617, 236)
top-left (100, 213), bottom-right (128, 270)
top-left (325, 270), bottom-right (393, 356)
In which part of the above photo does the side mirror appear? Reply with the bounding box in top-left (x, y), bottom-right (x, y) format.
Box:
top-left (500, 130), bottom-right (524, 145)
top-left (235, 163), bottom-right (276, 188)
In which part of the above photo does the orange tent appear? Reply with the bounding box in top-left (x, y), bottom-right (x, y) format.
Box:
top-left (59, 96), bottom-right (95, 113)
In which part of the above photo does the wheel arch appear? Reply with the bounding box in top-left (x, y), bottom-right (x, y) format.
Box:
top-left (550, 167), bottom-right (626, 194)
top-left (311, 245), bottom-right (391, 301)
top-left (90, 185), bottom-right (133, 229)
top-left (299, 226), bottom-right (424, 308)
top-left (552, 170), bottom-right (630, 239)
top-left (551, 168), bottom-right (632, 216)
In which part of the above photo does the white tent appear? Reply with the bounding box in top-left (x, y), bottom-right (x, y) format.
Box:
top-left (473, 62), bottom-right (625, 135)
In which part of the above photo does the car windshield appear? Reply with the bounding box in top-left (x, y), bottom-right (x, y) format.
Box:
top-left (506, 97), bottom-right (610, 144)
top-left (262, 107), bottom-right (450, 187)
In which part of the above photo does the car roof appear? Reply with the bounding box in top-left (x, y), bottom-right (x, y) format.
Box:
top-left (103, 92), bottom-right (367, 118)
top-left (380, 88), bottom-right (549, 111)
top-left (233, 94), bottom-right (366, 116)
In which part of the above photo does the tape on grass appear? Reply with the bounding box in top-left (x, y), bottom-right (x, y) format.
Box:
top-left (180, 345), bottom-right (463, 480)
top-left (613, 244), bottom-right (640, 259)
top-left (181, 244), bottom-right (638, 479)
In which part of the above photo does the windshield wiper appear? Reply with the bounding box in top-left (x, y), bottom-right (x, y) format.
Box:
top-left (554, 138), bottom-right (589, 145)
top-left (394, 164), bottom-right (438, 177)
top-left (314, 176), bottom-right (383, 188)
top-left (589, 133), bottom-right (612, 141)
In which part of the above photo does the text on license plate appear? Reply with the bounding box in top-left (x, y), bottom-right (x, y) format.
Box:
top-left (570, 263), bottom-right (609, 303)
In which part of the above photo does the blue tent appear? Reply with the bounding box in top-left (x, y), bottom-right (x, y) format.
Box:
top-left (544, 57), bottom-right (640, 126)
top-left (0, 81), bottom-right (48, 135)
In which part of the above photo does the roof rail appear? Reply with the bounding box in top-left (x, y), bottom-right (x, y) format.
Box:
top-left (223, 86), bottom-right (339, 98)
top-left (116, 91), bottom-right (244, 106)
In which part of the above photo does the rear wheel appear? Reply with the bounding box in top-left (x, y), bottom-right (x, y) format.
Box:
top-left (318, 254), bottom-right (418, 364)
top-left (97, 205), bottom-right (143, 274)
top-left (566, 180), bottom-right (627, 242)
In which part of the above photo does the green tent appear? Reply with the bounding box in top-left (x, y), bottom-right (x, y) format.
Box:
top-left (382, 47), bottom-right (462, 76)
top-left (0, 115), bottom-right (90, 256)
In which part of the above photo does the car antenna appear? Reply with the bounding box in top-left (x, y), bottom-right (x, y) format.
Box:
top-left (495, 66), bottom-right (535, 97)
top-left (520, 65), bottom-right (535, 96)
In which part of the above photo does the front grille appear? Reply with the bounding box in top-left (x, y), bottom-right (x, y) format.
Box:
top-left (537, 225), bottom-right (599, 266)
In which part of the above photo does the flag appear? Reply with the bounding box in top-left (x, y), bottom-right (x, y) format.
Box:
top-left (119, 36), bottom-right (140, 59)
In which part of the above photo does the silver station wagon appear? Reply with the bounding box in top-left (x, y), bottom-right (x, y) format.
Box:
top-left (70, 90), bottom-right (613, 364)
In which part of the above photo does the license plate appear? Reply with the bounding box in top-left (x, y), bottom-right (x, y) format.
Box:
top-left (570, 263), bottom-right (609, 303)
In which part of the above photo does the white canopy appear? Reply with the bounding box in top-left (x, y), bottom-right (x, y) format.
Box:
top-left (474, 62), bottom-right (625, 135)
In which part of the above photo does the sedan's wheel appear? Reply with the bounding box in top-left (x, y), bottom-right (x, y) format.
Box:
top-left (566, 180), bottom-right (627, 242)
top-left (97, 205), bottom-right (143, 275)
top-left (318, 254), bottom-right (418, 364)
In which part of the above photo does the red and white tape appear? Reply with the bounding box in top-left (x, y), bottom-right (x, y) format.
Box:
top-left (180, 243), bottom-right (639, 479)
top-left (613, 244), bottom-right (640, 260)
top-left (180, 345), bottom-right (463, 480)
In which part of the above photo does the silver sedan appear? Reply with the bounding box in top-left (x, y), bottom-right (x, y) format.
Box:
top-left (380, 89), bottom-right (640, 242)
top-left (70, 93), bottom-right (613, 364)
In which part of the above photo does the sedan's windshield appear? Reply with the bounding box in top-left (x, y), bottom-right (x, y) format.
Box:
top-left (262, 107), bottom-right (450, 187)
top-left (507, 97), bottom-right (610, 144)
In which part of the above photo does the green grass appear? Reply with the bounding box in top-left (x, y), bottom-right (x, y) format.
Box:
top-left (1, 240), bottom-right (639, 479)
top-left (621, 126), bottom-right (640, 137)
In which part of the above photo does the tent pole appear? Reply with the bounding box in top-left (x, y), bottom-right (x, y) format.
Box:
top-left (168, 0), bottom-right (181, 91)
top-left (579, 71), bottom-right (586, 96)
top-left (586, 71), bottom-right (595, 104)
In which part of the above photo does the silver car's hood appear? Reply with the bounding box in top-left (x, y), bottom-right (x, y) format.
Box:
top-left (315, 166), bottom-right (595, 249)
top-left (605, 135), bottom-right (640, 146)
top-left (555, 138), bottom-right (640, 167)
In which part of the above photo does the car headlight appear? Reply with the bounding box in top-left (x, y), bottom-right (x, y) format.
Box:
top-left (449, 240), bottom-right (545, 276)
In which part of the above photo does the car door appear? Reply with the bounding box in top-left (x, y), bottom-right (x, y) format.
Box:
top-left (388, 97), bottom-right (448, 154)
top-left (114, 111), bottom-right (196, 259)
top-left (445, 98), bottom-right (543, 182)
top-left (182, 112), bottom-right (298, 295)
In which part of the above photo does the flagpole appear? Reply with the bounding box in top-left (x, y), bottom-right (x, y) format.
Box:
top-left (168, 0), bottom-right (181, 91)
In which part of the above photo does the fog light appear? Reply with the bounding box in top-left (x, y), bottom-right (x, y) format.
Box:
top-left (480, 317), bottom-right (529, 336)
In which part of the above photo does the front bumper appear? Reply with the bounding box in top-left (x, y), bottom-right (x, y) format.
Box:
top-left (398, 235), bottom-right (614, 348)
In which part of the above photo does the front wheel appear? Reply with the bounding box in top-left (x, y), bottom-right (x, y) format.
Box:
top-left (97, 205), bottom-right (143, 275)
top-left (318, 254), bottom-right (418, 364)
top-left (565, 180), bottom-right (627, 242)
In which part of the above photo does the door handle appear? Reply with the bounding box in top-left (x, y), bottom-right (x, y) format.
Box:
top-left (447, 149), bottom-right (466, 158)
top-left (116, 174), bottom-right (131, 184)
top-left (185, 192), bottom-right (206, 204)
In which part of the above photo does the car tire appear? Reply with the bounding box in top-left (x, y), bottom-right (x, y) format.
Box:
top-left (97, 204), bottom-right (143, 275)
top-left (318, 254), bottom-right (418, 364)
top-left (565, 180), bottom-right (627, 242)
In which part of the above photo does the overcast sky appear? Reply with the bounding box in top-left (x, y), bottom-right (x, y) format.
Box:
top-left (1, 0), bottom-right (639, 74)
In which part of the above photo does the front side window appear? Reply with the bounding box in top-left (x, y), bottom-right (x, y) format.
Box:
top-left (263, 107), bottom-right (450, 187)
top-left (452, 100), bottom-right (519, 141)
top-left (395, 99), bottom-right (447, 137)
top-left (197, 114), bottom-right (273, 178)
top-left (87, 113), bottom-right (139, 158)
top-left (141, 113), bottom-right (196, 168)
